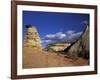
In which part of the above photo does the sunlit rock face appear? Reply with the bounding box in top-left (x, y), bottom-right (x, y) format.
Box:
top-left (24, 25), bottom-right (42, 50)
top-left (45, 43), bottom-right (71, 52)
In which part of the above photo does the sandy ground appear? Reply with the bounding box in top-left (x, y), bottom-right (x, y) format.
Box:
top-left (23, 47), bottom-right (89, 69)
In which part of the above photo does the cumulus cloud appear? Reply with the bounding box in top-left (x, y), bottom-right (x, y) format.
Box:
top-left (66, 30), bottom-right (75, 34)
top-left (41, 40), bottom-right (52, 43)
top-left (44, 32), bottom-right (66, 40)
top-left (42, 30), bottom-right (82, 44)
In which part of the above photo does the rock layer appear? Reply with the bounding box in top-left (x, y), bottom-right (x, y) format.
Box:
top-left (64, 25), bottom-right (89, 59)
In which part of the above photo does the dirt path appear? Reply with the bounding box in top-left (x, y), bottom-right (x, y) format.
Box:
top-left (23, 47), bottom-right (89, 68)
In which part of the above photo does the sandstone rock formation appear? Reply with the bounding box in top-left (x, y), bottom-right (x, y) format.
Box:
top-left (45, 42), bottom-right (70, 52)
top-left (24, 25), bottom-right (42, 50)
top-left (63, 25), bottom-right (89, 59)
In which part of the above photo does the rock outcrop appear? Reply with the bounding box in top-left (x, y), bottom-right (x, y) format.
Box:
top-left (45, 42), bottom-right (70, 52)
top-left (24, 25), bottom-right (42, 50)
top-left (63, 25), bottom-right (89, 59)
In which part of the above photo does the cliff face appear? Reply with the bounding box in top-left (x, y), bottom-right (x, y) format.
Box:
top-left (64, 25), bottom-right (89, 59)
top-left (24, 25), bottom-right (42, 50)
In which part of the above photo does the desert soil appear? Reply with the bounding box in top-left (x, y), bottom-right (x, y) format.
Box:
top-left (23, 47), bottom-right (89, 68)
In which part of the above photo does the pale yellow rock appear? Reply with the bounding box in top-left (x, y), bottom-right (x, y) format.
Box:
top-left (24, 25), bottom-right (42, 50)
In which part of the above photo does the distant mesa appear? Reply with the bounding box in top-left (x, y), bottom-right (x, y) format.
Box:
top-left (44, 42), bottom-right (71, 52)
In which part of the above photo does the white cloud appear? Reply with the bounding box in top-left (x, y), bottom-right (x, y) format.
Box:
top-left (45, 34), bottom-right (55, 39)
top-left (55, 32), bottom-right (66, 39)
top-left (41, 40), bottom-right (52, 43)
top-left (45, 32), bottom-right (66, 40)
top-left (42, 30), bottom-right (82, 44)
top-left (66, 31), bottom-right (82, 42)
top-left (66, 30), bottom-right (75, 34)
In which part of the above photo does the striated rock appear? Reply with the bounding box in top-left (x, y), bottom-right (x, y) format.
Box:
top-left (64, 25), bottom-right (89, 59)
top-left (45, 42), bottom-right (70, 52)
top-left (24, 25), bottom-right (42, 50)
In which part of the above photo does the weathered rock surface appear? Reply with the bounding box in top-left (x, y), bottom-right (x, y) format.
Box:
top-left (64, 25), bottom-right (89, 59)
top-left (24, 25), bottom-right (42, 50)
top-left (45, 42), bottom-right (71, 52)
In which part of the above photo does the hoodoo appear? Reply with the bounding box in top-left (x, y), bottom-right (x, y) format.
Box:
top-left (24, 25), bottom-right (42, 50)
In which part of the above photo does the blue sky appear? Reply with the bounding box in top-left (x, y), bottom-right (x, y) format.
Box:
top-left (22, 11), bottom-right (89, 48)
